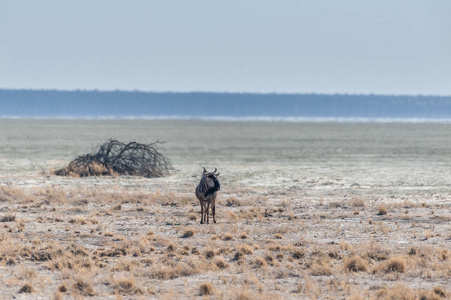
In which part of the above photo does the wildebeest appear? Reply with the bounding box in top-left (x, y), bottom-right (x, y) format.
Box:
top-left (195, 167), bottom-right (220, 224)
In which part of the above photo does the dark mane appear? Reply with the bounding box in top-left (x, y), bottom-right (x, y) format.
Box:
top-left (204, 175), bottom-right (220, 197)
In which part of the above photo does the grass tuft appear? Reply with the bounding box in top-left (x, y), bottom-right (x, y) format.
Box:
top-left (199, 282), bottom-right (213, 295)
top-left (0, 214), bottom-right (16, 222)
top-left (113, 276), bottom-right (144, 295)
top-left (237, 244), bottom-right (253, 255)
top-left (18, 283), bottom-right (34, 293)
top-left (379, 256), bottom-right (406, 273)
top-left (344, 256), bottom-right (368, 272)
top-left (204, 249), bottom-right (215, 259)
top-left (73, 277), bottom-right (96, 296)
top-left (58, 284), bottom-right (68, 293)
top-left (309, 263), bottom-right (332, 276)
top-left (181, 227), bottom-right (195, 238)
top-left (377, 205), bottom-right (388, 215)
top-left (221, 233), bottom-right (234, 241)
top-left (292, 249), bottom-right (305, 260)
top-left (433, 286), bottom-right (447, 298)
top-left (214, 257), bottom-right (228, 269)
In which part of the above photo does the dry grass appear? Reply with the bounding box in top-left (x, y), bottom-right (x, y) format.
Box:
top-left (73, 277), bottom-right (96, 296)
top-left (377, 205), bottom-right (388, 215)
top-left (18, 283), bottom-right (34, 293)
top-left (0, 214), bottom-right (16, 222)
top-left (274, 233), bottom-right (283, 239)
top-left (214, 256), bottom-right (228, 269)
top-left (0, 183), bottom-right (449, 299)
top-left (350, 198), bottom-right (365, 207)
top-left (292, 249), bottom-right (305, 260)
top-left (239, 232), bottom-right (248, 239)
top-left (344, 256), bottom-right (368, 272)
top-left (377, 256), bottom-right (406, 273)
top-left (309, 263), bottom-right (333, 276)
top-left (204, 249), bottom-right (215, 259)
top-left (199, 282), bottom-right (213, 296)
top-left (221, 232), bottom-right (234, 241)
top-left (112, 276), bottom-right (144, 295)
top-left (371, 284), bottom-right (449, 300)
top-left (181, 227), bottom-right (195, 238)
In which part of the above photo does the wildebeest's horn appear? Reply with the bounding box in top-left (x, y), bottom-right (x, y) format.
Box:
top-left (203, 167), bottom-right (207, 174)
top-left (213, 167), bottom-right (217, 174)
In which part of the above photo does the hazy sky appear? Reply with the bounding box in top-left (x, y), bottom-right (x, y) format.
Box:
top-left (1, 1), bottom-right (450, 95)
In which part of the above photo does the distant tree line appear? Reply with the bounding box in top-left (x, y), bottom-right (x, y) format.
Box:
top-left (1, 89), bottom-right (451, 118)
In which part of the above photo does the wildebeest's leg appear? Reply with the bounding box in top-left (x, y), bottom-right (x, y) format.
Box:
top-left (206, 202), bottom-right (210, 224)
top-left (212, 200), bottom-right (216, 223)
top-left (200, 201), bottom-right (204, 224)
top-left (203, 201), bottom-right (208, 224)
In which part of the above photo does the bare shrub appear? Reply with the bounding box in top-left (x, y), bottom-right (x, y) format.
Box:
top-left (55, 139), bottom-right (172, 178)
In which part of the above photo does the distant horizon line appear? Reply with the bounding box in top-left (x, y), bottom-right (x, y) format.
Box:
top-left (2, 115), bottom-right (451, 124)
top-left (1, 88), bottom-right (450, 98)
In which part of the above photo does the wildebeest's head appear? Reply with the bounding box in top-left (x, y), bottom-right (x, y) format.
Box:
top-left (203, 167), bottom-right (220, 191)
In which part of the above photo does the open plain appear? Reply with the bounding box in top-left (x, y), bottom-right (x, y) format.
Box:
top-left (0, 119), bottom-right (450, 299)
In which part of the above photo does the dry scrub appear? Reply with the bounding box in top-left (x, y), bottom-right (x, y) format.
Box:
top-left (0, 182), bottom-right (450, 299)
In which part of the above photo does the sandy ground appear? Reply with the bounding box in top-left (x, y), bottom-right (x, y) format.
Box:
top-left (0, 120), bottom-right (450, 299)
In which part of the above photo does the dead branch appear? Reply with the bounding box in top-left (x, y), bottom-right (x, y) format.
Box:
top-left (55, 139), bottom-right (172, 178)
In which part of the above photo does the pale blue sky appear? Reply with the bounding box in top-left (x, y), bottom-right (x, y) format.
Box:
top-left (1, 1), bottom-right (450, 95)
